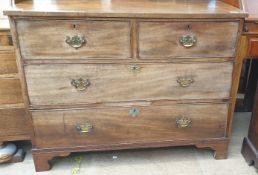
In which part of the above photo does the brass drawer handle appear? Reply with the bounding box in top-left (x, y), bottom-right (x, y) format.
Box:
top-left (65, 35), bottom-right (86, 49)
top-left (130, 108), bottom-right (140, 117)
top-left (76, 123), bottom-right (93, 133)
top-left (176, 116), bottom-right (192, 128)
top-left (130, 64), bottom-right (141, 74)
top-left (71, 78), bottom-right (91, 91)
top-left (177, 76), bottom-right (194, 87)
top-left (179, 35), bottom-right (197, 48)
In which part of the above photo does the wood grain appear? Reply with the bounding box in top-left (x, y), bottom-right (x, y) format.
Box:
top-left (32, 103), bottom-right (228, 148)
top-left (25, 63), bottom-right (233, 106)
top-left (0, 31), bottom-right (13, 47)
top-left (4, 0), bottom-right (246, 19)
top-left (0, 51), bottom-right (17, 75)
top-left (243, 22), bottom-right (258, 34)
top-left (31, 137), bottom-right (229, 172)
top-left (226, 20), bottom-right (245, 136)
top-left (248, 38), bottom-right (258, 57)
top-left (4, 0), bottom-right (246, 170)
top-left (139, 21), bottom-right (239, 58)
top-left (0, 11), bottom-right (29, 143)
top-left (196, 140), bottom-right (229, 159)
top-left (0, 108), bottom-right (29, 141)
top-left (8, 16), bottom-right (36, 146)
top-left (221, 0), bottom-right (241, 8)
top-left (32, 151), bottom-right (70, 172)
top-left (0, 78), bottom-right (23, 105)
top-left (16, 19), bottom-right (131, 60)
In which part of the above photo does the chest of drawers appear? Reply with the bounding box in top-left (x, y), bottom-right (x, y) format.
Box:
top-left (5, 0), bottom-right (246, 172)
top-left (0, 19), bottom-right (29, 143)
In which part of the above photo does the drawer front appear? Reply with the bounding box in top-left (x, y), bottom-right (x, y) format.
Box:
top-left (0, 108), bottom-right (28, 139)
top-left (0, 79), bottom-right (23, 105)
top-left (32, 104), bottom-right (228, 148)
top-left (25, 63), bottom-right (233, 106)
top-left (0, 31), bottom-right (13, 47)
top-left (139, 21), bottom-right (239, 58)
top-left (248, 38), bottom-right (258, 58)
top-left (244, 22), bottom-right (258, 34)
top-left (0, 51), bottom-right (18, 75)
top-left (16, 20), bottom-right (131, 60)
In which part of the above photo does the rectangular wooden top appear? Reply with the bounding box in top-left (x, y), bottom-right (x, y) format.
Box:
top-left (242, 0), bottom-right (258, 21)
top-left (4, 0), bottom-right (247, 19)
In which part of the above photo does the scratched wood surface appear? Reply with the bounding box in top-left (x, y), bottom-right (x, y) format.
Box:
top-left (4, 0), bottom-right (246, 18)
top-left (16, 19), bottom-right (131, 60)
top-left (0, 14), bottom-right (29, 141)
top-left (32, 103), bottom-right (228, 148)
top-left (4, 0), bottom-right (246, 171)
top-left (0, 51), bottom-right (17, 76)
top-left (139, 21), bottom-right (239, 58)
top-left (0, 108), bottom-right (28, 141)
top-left (25, 62), bottom-right (233, 106)
top-left (0, 78), bottom-right (23, 105)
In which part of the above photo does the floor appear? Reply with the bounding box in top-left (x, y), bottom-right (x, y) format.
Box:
top-left (1, 112), bottom-right (258, 175)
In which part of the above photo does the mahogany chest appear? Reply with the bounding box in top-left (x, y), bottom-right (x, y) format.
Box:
top-left (4, 0), bottom-right (246, 171)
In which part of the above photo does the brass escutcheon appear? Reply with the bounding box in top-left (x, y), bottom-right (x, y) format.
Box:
top-left (177, 76), bottom-right (194, 87)
top-left (179, 35), bottom-right (197, 48)
top-left (76, 122), bottom-right (93, 133)
top-left (176, 116), bottom-right (192, 128)
top-left (66, 35), bottom-right (86, 49)
top-left (71, 78), bottom-right (91, 91)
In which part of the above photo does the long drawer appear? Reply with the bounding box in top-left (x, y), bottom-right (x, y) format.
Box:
top-left (25, 62), bottom-right (233, 106)
top-left (32, 103), bottom-right (228, 148)
top-left (16, 20), bottom-right (131, 60)
top-left (139, 21), bottom-right (239, 58)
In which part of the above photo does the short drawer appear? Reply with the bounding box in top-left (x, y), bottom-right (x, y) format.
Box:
top-left (24, 62), bottom-right (233, 106)
top-left (32, 104), bottom-right (228, 148)
top-left (248, 38), bottom-right (258, 58)
top-left (16, 20), bottom-right (131, 60)
top-left (0, 79), bottom-right (23, 105)
top-left (139, 21), bottom-right (239, 58)
top-left (0, 108), bottom-right (28, 140)
top-left (0, 51), bottom-right (18, 75)
top-left (244, 22), bottom-right (258, 34)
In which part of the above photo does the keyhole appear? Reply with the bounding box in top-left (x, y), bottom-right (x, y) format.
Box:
top-left (186, 24), bottom-right (191, 31)
top-left (130, 108), bottom-right (140, 117)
